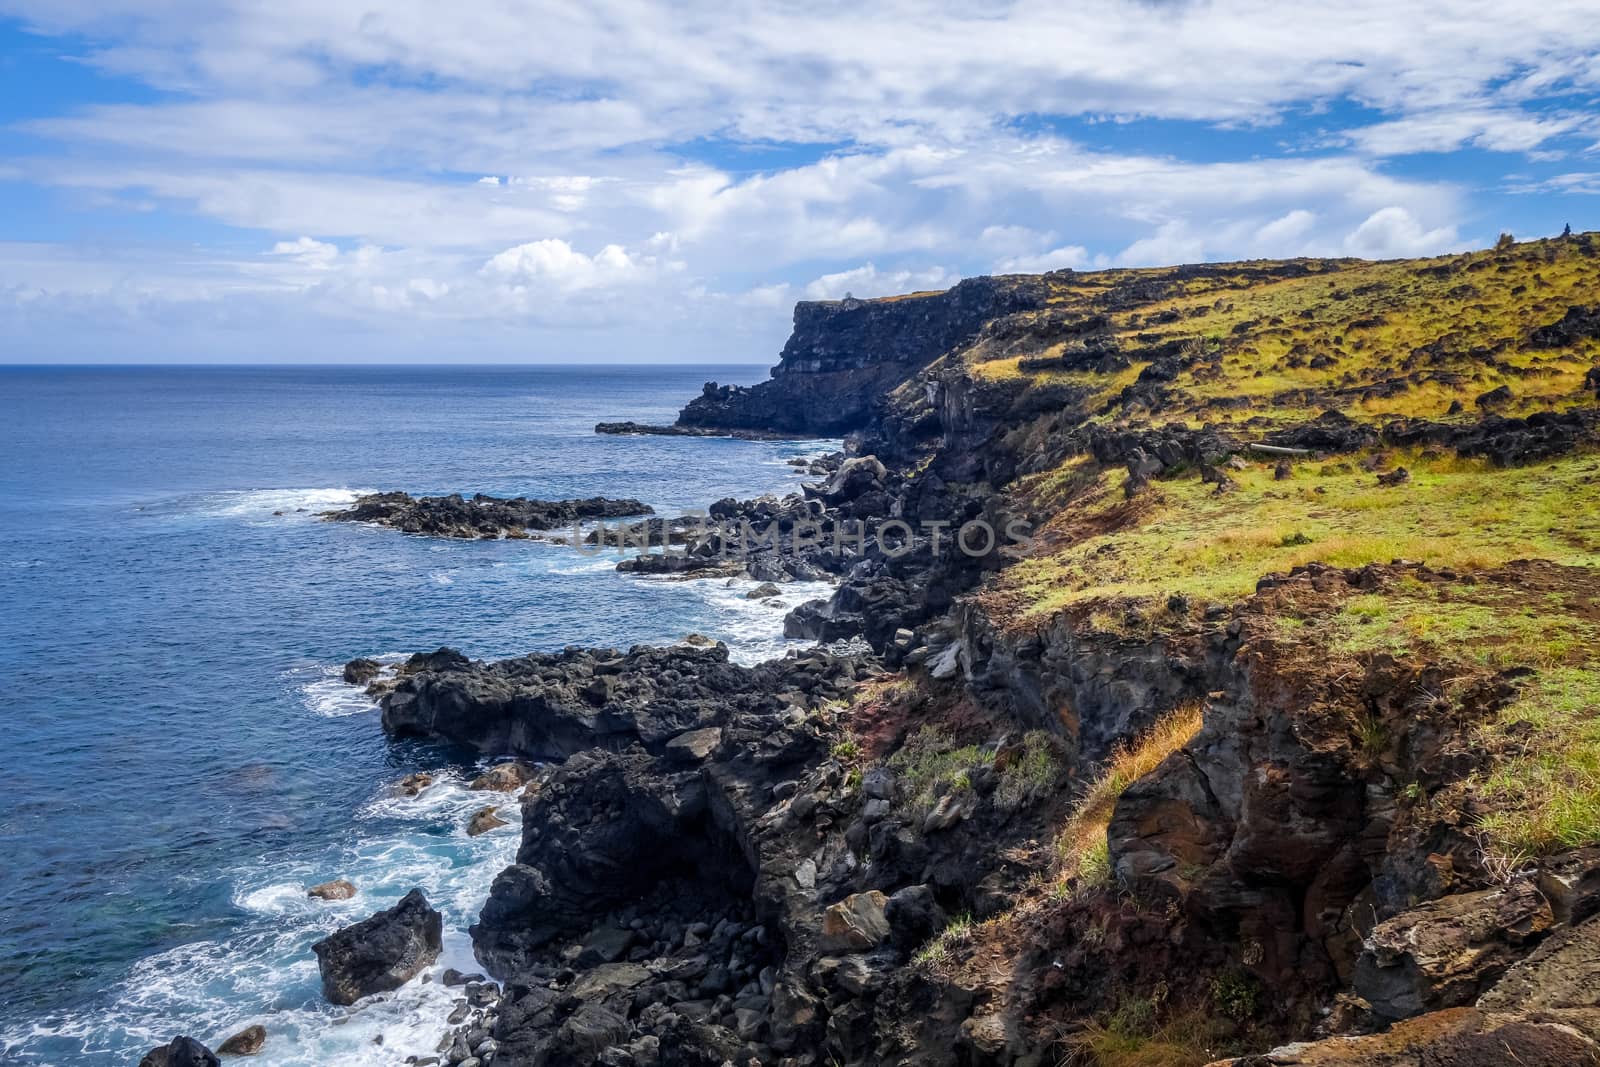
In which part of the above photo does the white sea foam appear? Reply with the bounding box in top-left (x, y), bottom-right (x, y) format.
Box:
top-left (191, 487), bottom-right (374, 522)
top-left (686, 575), bottom-right (836, 665)
top-left (291, 654), bottom-right (408, 718)
top-left (2, 766), bottom-right (522, 1066)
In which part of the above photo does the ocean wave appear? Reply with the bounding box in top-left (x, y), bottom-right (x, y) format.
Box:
top-left (2, 766), bottom-right (522, 1067)
top-left (290, 655), bottom-right (408, 718)
top-left (685, 575), bottom-right (836, 665)
top-left (184, 487), bottom-right (375, 522)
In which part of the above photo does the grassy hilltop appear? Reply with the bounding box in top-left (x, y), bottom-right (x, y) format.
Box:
top-left (823, 233), bottom-right (1600, 1063)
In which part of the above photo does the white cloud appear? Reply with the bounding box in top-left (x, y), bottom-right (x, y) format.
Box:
top-left (483, 239), bottom-right (648, 290)
top-left (996, 245), bottom-right (1091, 273)
top-left (269, 236), bottom-right (339, 270)
top-left (802, 264), bottom-right (958, 301)
top-left (1342, 206), bottom-right (1462, 258)
top-left (0, 0), bottom-right (1591, 357)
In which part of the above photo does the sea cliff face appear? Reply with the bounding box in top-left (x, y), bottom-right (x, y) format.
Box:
top-left (313, 234), bottom-right (1600, 1067)
top-left (675, 276), bottom-right (1054, 435)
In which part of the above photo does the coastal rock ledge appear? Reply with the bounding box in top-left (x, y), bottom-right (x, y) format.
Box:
top-left (322, 491), bottom-right (652, 539)
top-left (311, 888), bottom-right (443, 1005)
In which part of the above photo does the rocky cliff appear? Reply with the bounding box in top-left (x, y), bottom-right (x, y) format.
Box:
top-left (674, 275), bottom-right (1054, 435)
top-left (380, 233), bottom-right (1600, 1066)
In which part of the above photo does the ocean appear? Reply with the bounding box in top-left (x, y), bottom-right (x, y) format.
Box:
top-left (0, 365), bottom-right (834, 1066)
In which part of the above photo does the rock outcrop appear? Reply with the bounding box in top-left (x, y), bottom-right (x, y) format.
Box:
top-left (323, 491), bottom-right (652, 539)
top-left (137, 1037), bottom-right (219, 1067)
top-left (675, 277), bottom-right (1054, 436)
top-left (311, 888), bottom-right (443, 1005)
top-left (379, 643), bottom-right (866, 760)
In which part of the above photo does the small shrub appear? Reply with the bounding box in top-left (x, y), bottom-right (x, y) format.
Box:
top-left (889, 726), bottom-right (993, 813)
top-left (1208, 971), bottom-right (1258, 1021)
top-left (995, 730), bottom-right (1064, 811)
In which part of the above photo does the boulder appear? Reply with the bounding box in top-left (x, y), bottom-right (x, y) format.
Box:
top-left (1207, 1007), bottom-right (1600, 1065)
top-left (467, 806), bottom-right (509, 836)
top-left (396, 771), bottom-right (434, 797)
top-left (1477, 913), bottom-right (1600, 1013)
top-left (138, 1037), bottom-right (219, 1067)
top-left (1353, 881), bottom-right (1554, 1022)
top-left (884, 884), bottom-right (945, 952)
top-left (813, 456), bottom-right (888, 505)
top-left (468, 762), bottom-right (536, 792)
top-left (664, 727), bottom-right (722, 763)
top-left (820, 891), bottom-right (891, 954)
top-left (342, 658), bottom-right (382, 685)
top-left (215, 1024), bottom-right (266, 1056)
top-left (307, 878), bottom-right (357, 901)
top-left (311, 888), bottom-right (442, 1005)
top-left (746, 583), bottom-right (782, 599)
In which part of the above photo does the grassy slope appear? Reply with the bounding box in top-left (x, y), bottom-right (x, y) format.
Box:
top-left (879, 235), bottom-right (1599, 1062)
top-left (948, 238), bottom-right (1599, 866)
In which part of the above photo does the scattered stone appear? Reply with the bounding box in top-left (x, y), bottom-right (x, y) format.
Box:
top-left (312, 888), bottom-right (443, 1005)
top-left (138, 1037), bottom-right (219, 1067)
top-left (820, 891), bottom-right (891, 954)
top-left (1476, 384), bottom-right (1514, 409)
top-left (467, 761), bottom-right (536, 792)
top-left (1353, 881), bottom-right (1554, 1022)
top-left (342, 658), bottom-right (382, 685)
top-left (745, 583), bottom-right (782, 599)
top-left (664, 727), bottom-right (722, 763)
top-left (307, 879), bottom-right (357, 901)
top-left (1376, 466), bottom-right (1411, 487)
top-left (466, 806), bottom-right (508, 836)
top-left (322, 491), bottom-right (653, 539)
top-left (397, 772), bottom-right (434, 797)
top-left (216, 1025), bottom-right (266, 1056)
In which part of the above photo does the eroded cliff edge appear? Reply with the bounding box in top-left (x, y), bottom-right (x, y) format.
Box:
top-left (399, 233), bottom-right (1600, 1066)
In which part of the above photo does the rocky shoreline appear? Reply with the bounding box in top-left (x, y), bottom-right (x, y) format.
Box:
top-left (145, 236), bottom-right (1600, 1066)
top-left (322, 492), bottom-right (654, 539)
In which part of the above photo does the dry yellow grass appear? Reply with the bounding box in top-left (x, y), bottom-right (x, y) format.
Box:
top-left (1056, 702), bottom-right (1205, 887)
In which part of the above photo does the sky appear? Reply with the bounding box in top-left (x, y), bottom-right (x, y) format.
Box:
top-left (1, 2), bottom-right (1599, 364)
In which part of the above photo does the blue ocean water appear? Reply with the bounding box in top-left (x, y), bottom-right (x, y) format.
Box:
top-left (0, 365), bottom-right (833, 1066)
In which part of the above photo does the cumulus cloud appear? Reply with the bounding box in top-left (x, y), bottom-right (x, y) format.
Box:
top-left (484, 239), bottom-right (644, 290)
top-left (802, 264), bottom-right (958, 301)
top-left (996, 245), bottom-right (1092, 274)
top-left (0, 0), bottom-right (1593, 358)
top-left (269, 236), bottom-right (339, 270)
top-left (1342, 207), bottom-right (1463, 258)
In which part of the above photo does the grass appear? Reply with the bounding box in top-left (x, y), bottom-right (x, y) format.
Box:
top-left (995, 730), bottom-right (1065, 811)
top-left (886, 726), bottom-right (1065, 815)
top-left (888, 726), bottom-right (993, 814)
top-left (1474, 667), bottom-right (1600, 855)
top-left (990, 449), bottom-right (1600, 626)
top-left (1066, 997), bottom-right (1230, 1067)
top-left (912, 912), bottom-right (974, 967)
top-left (1055, 703), bottom-right (1205, 889)
top-left (957, 235), bottom-right (1600, 434)
top-left (1258, 570), bottom-right (1600, 859)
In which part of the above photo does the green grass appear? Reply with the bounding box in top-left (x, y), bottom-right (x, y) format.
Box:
top-left (991, 450), bottom-right (1600, 625)
top-left (888, 726), bottom-right (992, 814)
top-left (960, 235), bottom-right (1600, 435)
top-left (912, 912), bottom-right (974, 967)
top-left (1067, 997), bottom-right (1230, 1067)
top-left (1257, 572), bottom-right (1600, 859)
top-left (995, 730), bottom-right (1065, 811)
top-left (1475, 668), bottom-right (1600, 855)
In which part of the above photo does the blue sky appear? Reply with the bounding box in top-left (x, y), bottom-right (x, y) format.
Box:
top-left (1, 1), bottom-right (1598, 363)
